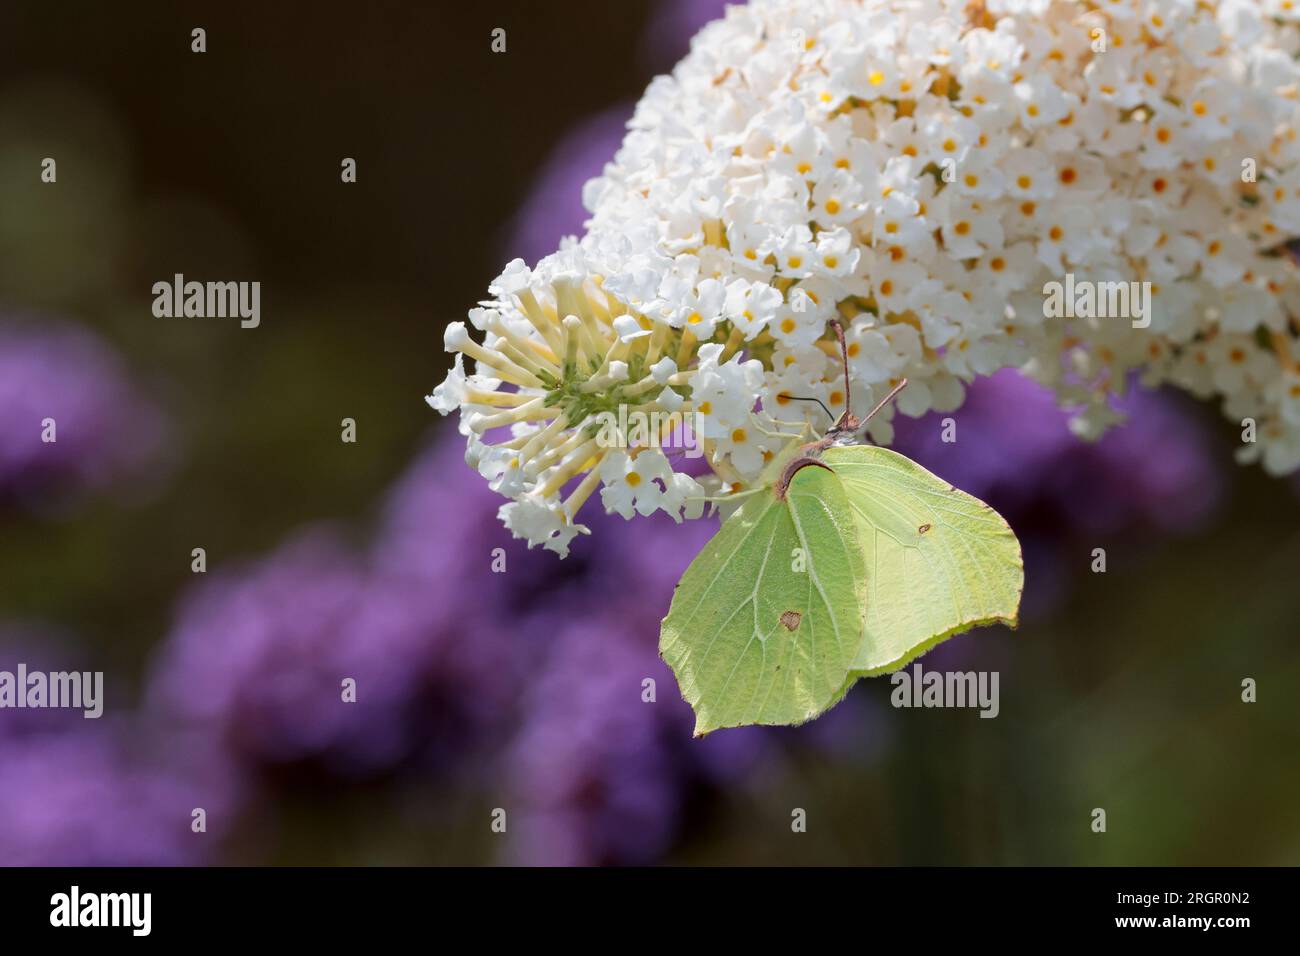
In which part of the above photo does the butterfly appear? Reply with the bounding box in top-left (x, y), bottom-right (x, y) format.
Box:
top-left (659, 320), bottom-right (1024, 735)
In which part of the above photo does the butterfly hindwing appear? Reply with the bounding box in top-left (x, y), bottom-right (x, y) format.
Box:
top-left (821, 444), bottom-right (1024, 676)
top-left (659, 463), bottom-right (867, 735)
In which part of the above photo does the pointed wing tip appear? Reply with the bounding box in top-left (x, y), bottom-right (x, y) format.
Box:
top-left (972, 610), bottom-right (1021, 634)
top-left (692, 715), bottom-right (720, 738)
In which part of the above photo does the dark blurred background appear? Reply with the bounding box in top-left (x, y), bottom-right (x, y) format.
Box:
top-left (0, 0), bottom-right (662, 667)
top-left (0, 1), bottom-right (1296, 866)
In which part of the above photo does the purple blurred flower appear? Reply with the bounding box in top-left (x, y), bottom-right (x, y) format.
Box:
top-left (147, 527), bottom-right (445, 775)
top-left (505, 612), bottom-right (686, 865)
top-left (375, 432), bottom-right (566, 624)
top-left (0, 634), bottom-right (236, 866)
top-left (0, 723), bottom-right (233, 866)
top-left (0, 317), bottom-right (168, 507)
top-left (143, 436), bottom-right (576, 792)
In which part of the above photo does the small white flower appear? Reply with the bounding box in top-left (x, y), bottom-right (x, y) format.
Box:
top-left (426, 353), bottom-right (469, 414)
top-left (1278, 372), bottom-right (1300, 428)
top-left (715, 416), bottom-right (770, 478)
top-left (599, 449), bottom-right (673, 519)
top-left (612, 314), bottom-right (652, 342)
top-left (661, 471), bottom-right (707, 522)
top-left (723, 280), bottom-right (783, 339)
top-left (499, 495), bottom-right (589, 558)
top-left (650, 356), bottom-right (678, 384)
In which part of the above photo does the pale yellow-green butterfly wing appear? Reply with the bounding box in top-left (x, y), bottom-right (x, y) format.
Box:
top-left (821, 444), bottom-right (1024, 677)
top-left (659, 462), bottom-right (867, 735)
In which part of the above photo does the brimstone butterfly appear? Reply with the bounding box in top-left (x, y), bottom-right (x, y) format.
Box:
top-left (659, 321), bottom-right (1024, 735)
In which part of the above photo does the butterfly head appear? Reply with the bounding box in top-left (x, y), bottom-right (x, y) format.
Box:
top-left (823, 413), bottom-right (866, 446)
top-left (822, 318), bottom-right (907, 447)
top-left (769, 322), bottom-right (908, 451)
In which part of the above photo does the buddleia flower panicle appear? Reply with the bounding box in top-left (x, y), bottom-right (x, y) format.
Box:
top-left (428, 250), bottom-right (760, 556)
top-left (432, 0), bottom-right (1300, 554)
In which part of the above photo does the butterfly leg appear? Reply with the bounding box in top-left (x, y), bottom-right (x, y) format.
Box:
top-left (760, 415), bottom-right (816, 432)
top-left (752, 424), bottom-right (805, 442)
top-left (685, 486), bottom-right (766, 518)
top-left (687, 486), bottom-right (766, 505)
top-left (752, 417), bottom-right (813, 443)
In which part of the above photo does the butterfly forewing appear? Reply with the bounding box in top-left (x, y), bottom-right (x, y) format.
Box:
top-left (821, 444), bottom-right (1024, 676)
top-left (659, 464), bottom-right (867, 735)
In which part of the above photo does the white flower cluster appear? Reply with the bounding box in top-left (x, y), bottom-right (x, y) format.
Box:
top-left (431, 0), bottom-right (1300, 555)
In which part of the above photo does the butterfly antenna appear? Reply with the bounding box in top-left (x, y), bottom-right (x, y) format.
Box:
top-left (776, 394), bottom-right (834, 422)
top-left (828, 318), bottom-right (853, 419)
top-left (860, 378), bottom-right (908, 427)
